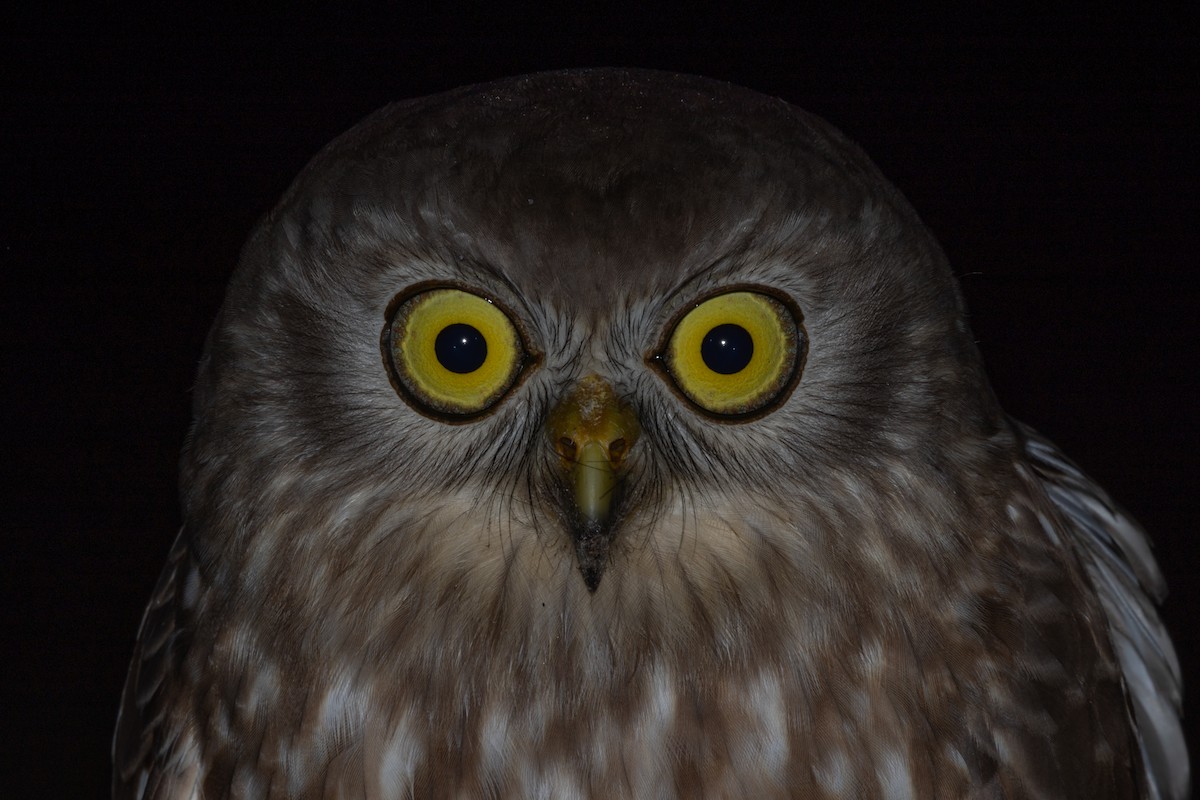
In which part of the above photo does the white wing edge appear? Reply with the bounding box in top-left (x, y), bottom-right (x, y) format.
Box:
top-left (1018, 421), bottom-right (1189, 800)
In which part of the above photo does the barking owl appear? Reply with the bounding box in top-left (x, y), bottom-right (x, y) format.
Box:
top-left (114, 69), bottom-right (1187, 799)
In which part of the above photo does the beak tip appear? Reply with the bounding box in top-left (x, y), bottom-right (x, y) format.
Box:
top-left (574, 520), bottom-right (612, 593)
top-left (581, 566), bottom-right (603, 593)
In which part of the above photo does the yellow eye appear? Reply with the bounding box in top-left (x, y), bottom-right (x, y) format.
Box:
top-left (384, 287), bottom-right (529, 417)
top-left (658, 290), bottom-right (804, 417)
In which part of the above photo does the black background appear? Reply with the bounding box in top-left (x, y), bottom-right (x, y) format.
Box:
top-left (4, 7), bottom-right (1196, 796)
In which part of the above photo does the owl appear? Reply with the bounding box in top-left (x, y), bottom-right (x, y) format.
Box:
top-left (114, 69), bottom-right (1187, 799)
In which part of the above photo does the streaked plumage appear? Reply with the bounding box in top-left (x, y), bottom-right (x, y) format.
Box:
top-left (114, 69), bottom-right (1187, 799)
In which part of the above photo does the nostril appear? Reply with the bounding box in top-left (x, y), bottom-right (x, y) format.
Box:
top-left (558, 437), bottom-right (578, 461)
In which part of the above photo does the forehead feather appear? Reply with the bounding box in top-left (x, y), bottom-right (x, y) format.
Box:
top-left (267, 69), bottom-right (933, 304)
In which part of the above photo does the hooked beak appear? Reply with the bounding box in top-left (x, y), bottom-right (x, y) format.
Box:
top-left (546, 374), bottom-right (640, 592)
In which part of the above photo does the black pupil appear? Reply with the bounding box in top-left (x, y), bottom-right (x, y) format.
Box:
top-left (700, 323), bottom-right (753, 374)
top-left (435, 323), bottom-right (488, 373)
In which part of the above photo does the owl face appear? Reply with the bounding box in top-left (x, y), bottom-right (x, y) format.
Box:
top-left (377, 276), bottom-right (808, 588)
top-left (185, 69), bottom-right (1003, 633)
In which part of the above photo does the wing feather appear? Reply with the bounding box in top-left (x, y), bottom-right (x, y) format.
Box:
top-left (113, 531), bottom-right (203, 800)
top-left (1019, 422), bottom-right (1189, 800)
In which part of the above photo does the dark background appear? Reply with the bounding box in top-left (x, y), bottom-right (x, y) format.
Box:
top-left (4, 7), bottom-right (1196, 796)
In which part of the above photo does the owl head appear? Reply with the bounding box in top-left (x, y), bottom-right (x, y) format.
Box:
top-left (181, 69), bottom-right (1006, 654)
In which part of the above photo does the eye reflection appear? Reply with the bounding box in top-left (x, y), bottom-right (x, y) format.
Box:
top-left (435, 323), bottom-right (488, 374)
top-left (700, 323), bottom-right (753, 375)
